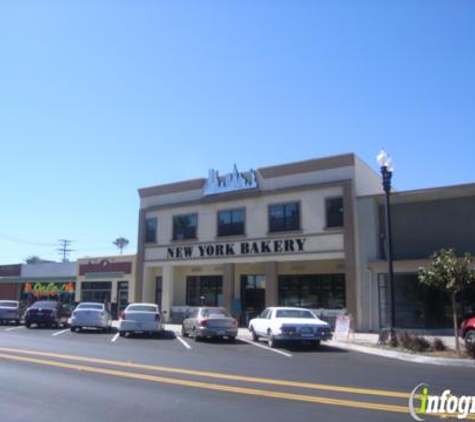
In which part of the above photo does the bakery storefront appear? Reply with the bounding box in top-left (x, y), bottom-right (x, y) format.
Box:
top-left (77, 255), bottom-right (136, 318)
top-left (136, 159), bottom-right (367, 325)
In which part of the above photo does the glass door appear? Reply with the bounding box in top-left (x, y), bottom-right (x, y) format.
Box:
top-left (240, 275), bottom-right (266, 326)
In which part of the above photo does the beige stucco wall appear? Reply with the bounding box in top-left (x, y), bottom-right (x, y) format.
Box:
top-left (143, 185), bottom-right (345, 264)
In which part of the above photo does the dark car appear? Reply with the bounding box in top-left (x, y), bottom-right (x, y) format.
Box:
top-left (24, 300), bottom-right (71, 328)
top-left (0, 300), bottom-right (23, 325)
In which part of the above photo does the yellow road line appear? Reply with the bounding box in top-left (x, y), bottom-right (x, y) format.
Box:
top-left (0, 346), bottom-right (410, 399)
top-left (0, 352), bottom-right (409, 415)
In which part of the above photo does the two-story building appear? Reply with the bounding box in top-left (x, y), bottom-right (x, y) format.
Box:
top-left (135, 154), bottom-right (382, 326)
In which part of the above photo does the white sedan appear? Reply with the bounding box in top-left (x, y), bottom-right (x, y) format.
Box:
top-left (70, 302), bottom-right (112, 332)
top-left (248, 307), bottom-right (332, 348)
top-left (118, 303), bottom-right (162, 337)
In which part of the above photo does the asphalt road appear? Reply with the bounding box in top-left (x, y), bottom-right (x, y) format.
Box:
top-left (0, 324), bottom-right (473, 422)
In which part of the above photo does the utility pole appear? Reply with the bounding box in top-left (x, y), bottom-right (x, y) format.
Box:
top-left (57, 239), bottom-right (74, 262)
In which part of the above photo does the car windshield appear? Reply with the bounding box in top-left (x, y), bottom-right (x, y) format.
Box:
top-left (0, 301), bottom-right (18, 308)
top-left (201, 308), bottom-right (229, 317)
top-left (31, 301), bottom-right (57, 309)
top-left (275, 309), bottom-right (316, 319)
top-left (127, 305), bottom-right (157, 313)
top-left (77, 303), bottom-right (103, 310)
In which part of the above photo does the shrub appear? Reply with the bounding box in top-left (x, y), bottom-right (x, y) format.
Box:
top-left (466, 342), bottom-right (475, 359)
top-left (389, 332), bottom-right (399, 348)
top-left (431, 338), bottom-right (446, 352)
top-left (411, 336), bottom-right (431, 353)
top-left (396, 331), bottom-right (431, 353)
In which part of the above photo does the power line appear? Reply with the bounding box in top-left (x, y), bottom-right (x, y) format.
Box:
top-left (0, 232), bottom-right (57, 247)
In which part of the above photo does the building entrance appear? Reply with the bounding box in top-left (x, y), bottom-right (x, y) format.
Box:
top-left (240, 275), bottom-right (266, 326)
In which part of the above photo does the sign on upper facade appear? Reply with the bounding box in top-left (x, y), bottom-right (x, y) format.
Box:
top-left (167, 238), bottom-right (306, 260)
top-left (204, 165), bottom-right (257, 196)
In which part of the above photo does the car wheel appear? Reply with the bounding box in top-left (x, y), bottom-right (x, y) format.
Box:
top-left (465, 329), bottom-right (475, 349)
top-left (181, 326), bottom-right (189, 338)
top-left (70, 326), bottom-right (76, 332)
top-left (227, 336), bottom-right (236, 343)
top-left (313, 340), bottom-right (321, 348)
top-left (250, 326), bottom-right (259, 342)
top-left (119, 331), bottom-right (126, 337)
top-left (193, 330), bottom-right (201, 342)
top-left (267, 334), bottom-right (278, 348)
top-left (25, 323), bottom-right (31, 328)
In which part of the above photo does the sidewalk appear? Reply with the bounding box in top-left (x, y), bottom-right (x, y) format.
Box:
top-left (328, 332), bottom-right (475, 368)
top-left (333, 331), bottom-right (456, 349)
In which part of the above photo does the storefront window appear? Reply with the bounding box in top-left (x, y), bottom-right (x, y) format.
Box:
top-left (278, 274), bottom-right (345, 309)
top-left (186, 276), bottom-right (222, 306)
top-left (378, 273), bottom-right (452, 329)
top-left (81, 282), bottom-right (112, 303)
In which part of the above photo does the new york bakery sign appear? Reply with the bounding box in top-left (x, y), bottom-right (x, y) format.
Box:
top-left (167, 237), bottom-right (306, 260)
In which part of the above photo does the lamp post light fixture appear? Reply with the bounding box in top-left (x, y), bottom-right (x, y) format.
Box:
top-left (376, 149), bottom-right (396, 333)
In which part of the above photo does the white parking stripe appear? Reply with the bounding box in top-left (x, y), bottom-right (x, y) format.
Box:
top-left (5, 326), bottom-right (23, 332)
top-left (176, 335), bottom-right (191, 350)
top-left (52, 329), bottom-right (70, 337)
top-left (111, 333), bottom-right (120, 342)
top-left (238, 338), bottom-right (292, 358)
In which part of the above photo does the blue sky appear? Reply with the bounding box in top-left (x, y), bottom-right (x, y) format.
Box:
top-left (0, 1), bottom-right (474, 264)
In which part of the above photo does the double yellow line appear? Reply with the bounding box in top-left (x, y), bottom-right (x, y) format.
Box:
top-left (0, 346), bottom-right (460, 418)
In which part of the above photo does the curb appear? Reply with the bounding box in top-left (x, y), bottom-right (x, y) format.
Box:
top-left (328, 340), bottom-right (475, 368)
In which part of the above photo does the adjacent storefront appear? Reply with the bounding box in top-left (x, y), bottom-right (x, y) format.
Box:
top-left (76, 255), bottom-right (136, 318)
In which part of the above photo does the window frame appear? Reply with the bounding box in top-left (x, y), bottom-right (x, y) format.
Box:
top-left (172, 213), bottom-right (198, 241)
top-left (268, 201), bottom-right (301, 233)
top-left (325, 196), bottom-right (344, 229)
top-left (217, 207), bottom-right (246, 237)
top-left (144, 217), bottom-right (158, 243)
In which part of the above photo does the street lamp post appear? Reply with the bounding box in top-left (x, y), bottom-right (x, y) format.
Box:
top-left (376, 150), bottom-right (396, 333)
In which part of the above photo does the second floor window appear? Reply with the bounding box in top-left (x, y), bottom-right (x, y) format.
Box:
top-left (173, 214), bottom-right (197, 240)
top-left (145, 217), bottom-right (157, 243)
top-left (218, 209), bottom-right (245, 236)
top-left (269, 202), bottom-right (300, 232)
top-left (326, 197), bottom-right (344, 228)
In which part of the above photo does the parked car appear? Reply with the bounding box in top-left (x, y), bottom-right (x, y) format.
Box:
top-left (24, 300), bottom-right (71, 328)
top-left (181, 307), bottom-right (238, 342)
top-left (248, 307), bottom-right (332, 348)
top-left (70, 302), bottom-right (112, 332)
top-left (461, 316), bottom-right (475, 349)
top-left (118, 303), bottom-right (162, 337)
top-left (0, 300), bottom-right (23, 325)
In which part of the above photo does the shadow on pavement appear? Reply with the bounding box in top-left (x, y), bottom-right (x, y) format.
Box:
top-left (277, 342), bottom-right (348, 354)
top-left (123, 330), bottom-right (177, 340)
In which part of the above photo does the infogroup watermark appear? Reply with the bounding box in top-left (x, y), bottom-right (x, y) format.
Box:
top-left (409, 383), bottom-right (475, 420)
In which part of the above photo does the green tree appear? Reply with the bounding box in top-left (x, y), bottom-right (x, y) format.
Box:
top-left (418, 248), bottom-right (475, 356)
top-left (24, 255), bottom-right (53, 264)
top-left (113, 237), bottom-right (129, 255)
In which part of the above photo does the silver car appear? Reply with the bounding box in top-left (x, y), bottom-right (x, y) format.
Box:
top-left (0, 300), bottom-right (23, 325)
top-left (181, 307), bottom-right (238, 342)
top-left (118, 303), bottom-right (162, 337)
top-left (70, 302), bottom-right (112, 332)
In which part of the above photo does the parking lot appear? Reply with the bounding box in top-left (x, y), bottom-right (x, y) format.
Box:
top-left (1, 321), bottom-right (475, 422)
top-left (0, 322), bottom-right (331, 360)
